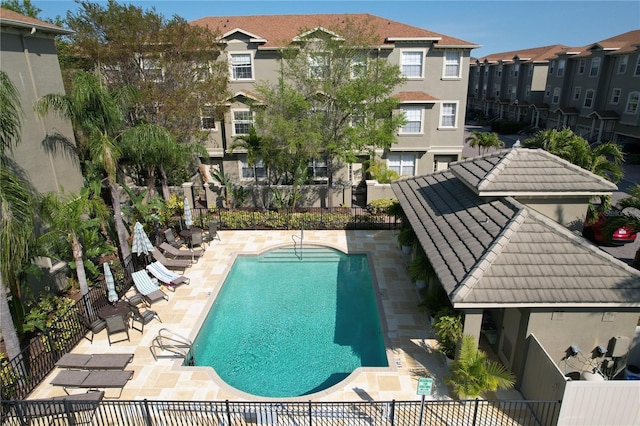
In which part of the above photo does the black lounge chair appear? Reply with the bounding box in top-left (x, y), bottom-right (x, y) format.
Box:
top-left (50, 370), bottom-right (133, 397)
top-left (55, 353), bottom-right (133, 370)
top-left (151, 250), bottom-right (191, 272)
top-left (163, 229), bottom-right (183, 248)
top-left (159, 242), bottom-right (203, 261)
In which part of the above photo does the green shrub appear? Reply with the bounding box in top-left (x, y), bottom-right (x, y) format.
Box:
top-left (368, 198), bottom-right (397, 215)
top-left (432, 308), bottom-right (463, 359)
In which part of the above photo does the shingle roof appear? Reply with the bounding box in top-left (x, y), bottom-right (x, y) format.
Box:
top-left (191, 14), bottom-right (478, 49)
top-left (475, 44), bottom-right (570, 64)
top-left (449, 148), bottom-right (617, 196)
top-left (391, 151), bottom-right (640, 308)
top-left (0, 7), bottom-right (71, 34)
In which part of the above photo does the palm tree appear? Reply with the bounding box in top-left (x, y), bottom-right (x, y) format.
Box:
top-left (39, 188), bottom-right (110, 298)
top-left (446, 334), bottom-right (515, 399)
top-left (35, 71), bottom-right (134, 261)
top-left (0, 70), bottom-right (36, 359)
top-left (465, 131), bottom-right (505, 155)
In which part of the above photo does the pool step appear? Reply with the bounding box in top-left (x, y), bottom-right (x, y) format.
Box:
top-left (260, 247), bottom-right (344, 263)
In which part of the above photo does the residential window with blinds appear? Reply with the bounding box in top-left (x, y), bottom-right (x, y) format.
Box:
top-left (388, 154), bottom-right (415, 177)
top-left (440, 103), bottom-right (457, 127)
top-left (232, 110), bottom-right (253, 135)
top-left (401, 51), bottom-right (423, 78)
top-left (200, 106), bottom-right (216, 130)
top-left (231, 54), bottom-right (252, 80)
top-left (400, 107), bottom-right (422, 133)
top-left (444, 51), bottom-right (461, 78)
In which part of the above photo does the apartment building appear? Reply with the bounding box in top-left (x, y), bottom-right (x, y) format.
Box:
top-left (468, 30), bottom-right (640, 147)
top-left (190, 14), bottom-right (479, 206)
top-left (0, 8), bottom-right (83, 193)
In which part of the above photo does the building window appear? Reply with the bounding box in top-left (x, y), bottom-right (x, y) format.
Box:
top-left (484, 68), bottom-right (488, 77)
top-left (482, 84), bottom-right (487, 95)
top-left (496, 65), bottom-right (502, 77)
top-left (557, 59), bottom-right (565, 77)
top-left (548, 60), bottom-right (555, 75)
top-left (433, 155), bottom-right (457, 172)
top-left (545, 85), bottom-right (551, 97)
top-left (401, 50), bottom-right (424, 78)
top-left (584, 90), bottom-right (594, 108)
top-left (230, 53), bottom-right (253, 80)
top-left (494, 85), bottom-right (500, 97)
top-left (240, 156), bottom-right (266, 179)
top-left (232, 110), bottom-right (253, 135)
top-left (440, 103), bottom-right (457, 128)
top-left (308, 157), bottom-right (328, 180)
top-left (528, 65), bottom-right (533, 76)
top-left (618, 55), bottom-right (628, 74)
top-left (351, 54), bottom-right (367, 78)
top-left (510, 86), bottom-right (516, 100)
top-left (635, 55), bottom-right (640, 76)
top-left (525, 85), bottom-right (531, 97)
top-left (513, 63), bottom-right (519, 77)
top-left (552, 88), bottom-right (561, 104)
top-left (573, 86), bottom-right (581, 100)
top-left (141, 58), bottom-right (162, 82)
top-left (193, 62), bottom-right (210, 82)
top-left (399, 106), bottom-right (422, 134)
top-left (200, 106), bottom-right (216, 130)
top-left (590, 57), bottom-right (601, 77)
top-left (388, 153), bottom-right (415, 177)
top-left (626, 92), bottom-right (639, 114)
top-left (611, 88), bottom-right (622, 104)
top-left (578, 59), bottom-right (586, 74)
top-left (475, 67), bottom-right (480, 75)
top-left (309, 53), bottom-right (329, 79)
top-left (443, 50), bottom-right (461, 78)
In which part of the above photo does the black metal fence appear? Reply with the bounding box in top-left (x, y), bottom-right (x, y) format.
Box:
top-left (1, 398), bottom-right (562, 425)
top-left (186, 207), bottom-right (401, 231)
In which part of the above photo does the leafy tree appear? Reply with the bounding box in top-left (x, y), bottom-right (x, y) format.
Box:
top-left (39, 187), bottom-right (110, 299)
top-left (278, 18), bottom-right (405, 207)
top-left (465, 130), bottom-right (505, 155)
top-left (0, 70), bottom-right (36, 360)
top-left (0, 0), bottom-right (41, 18)
top-left (64, 0), bottom-right (229, 144)
top-left (35, 71), bottom-right (133, 261)
top-left (446, 334), bottom-right (515, 399)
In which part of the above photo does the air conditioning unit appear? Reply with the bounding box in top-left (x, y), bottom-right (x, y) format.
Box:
top-left (608, 336), bottom-right (631, 358)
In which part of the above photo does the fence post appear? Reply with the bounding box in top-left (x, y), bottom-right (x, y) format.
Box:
top-left (308, 400), bottom-right (312, 426)
top-left (390, 400), bottom-right (395, 426)
top-left (472, 398), bottom-right (479, 425)
top-left (143, 398), bottom-right (153, 426)
top-left (64, 399), bottom-right (75, 426)
top-left (225, 400), bottom-right (232, 426)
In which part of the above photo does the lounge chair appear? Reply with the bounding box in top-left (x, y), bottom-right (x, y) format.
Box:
top-left (189, 228), bottom-right (204, 249)
top-left (50, 370), bottom-right (133, 397)
top-left (105, 315), bottom-right (130, 346)
top-left (5, 391), bottom-right (104, 424)
top-left (146, 261), bottom-right (190, 291)
top-left (164, 228), bottom-right (183, 248)
top-left (203, 220), bottom-right (220, 245)
top-left (131, 270), bottom-right (169, 305)
top-left (55, 353), bottom-right (133, 370)
top-left (128, 304), bottom-right (161, 333)
top-left (159, 242), bottom-right (203, 262)
top-left (151, 249), bottom-right (191, 272)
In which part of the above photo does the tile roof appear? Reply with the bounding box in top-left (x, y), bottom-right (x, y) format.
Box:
top-left (449, 148), bottom-right (617, 196)
top-left (394, 91), bottom-right (439, 102)
top-left (391, 150), bottom-right (640, 308)
top-left (475, 44), bottom-right (570, 64)
top-left (0, 7), bottom-right (71, 34)
top-left (191, 14), bottom-right (478, 49)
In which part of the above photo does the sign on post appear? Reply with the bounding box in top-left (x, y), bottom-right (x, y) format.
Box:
top-left (417, 377), bottom-right (433, 396)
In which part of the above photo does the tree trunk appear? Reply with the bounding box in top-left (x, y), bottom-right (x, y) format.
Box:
top-left (110, 182), bottom-right (131, 261)
top-left (71, 234), bottom-right (89, 296)
top-left (160, 165), bottom-right (170, 201)
top-left (0, 271), bottom-right (21, 360)
top-left (146, 165), bottom-right (156, 200)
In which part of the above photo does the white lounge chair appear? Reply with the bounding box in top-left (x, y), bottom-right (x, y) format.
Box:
top-left (131, 270), bottom-right (168, 305)
top-left (146, 261), bottom-right (190, 292)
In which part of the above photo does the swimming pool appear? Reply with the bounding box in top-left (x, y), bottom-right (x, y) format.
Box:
top-left (192, 246), bottom-right (388, 398)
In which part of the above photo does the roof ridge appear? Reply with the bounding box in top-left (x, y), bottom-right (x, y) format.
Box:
top-left (451, 198), bottom-right (528, 302)
top-left (476, 149), bottom-right (517, 191)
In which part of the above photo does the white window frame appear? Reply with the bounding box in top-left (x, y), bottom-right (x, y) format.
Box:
top-left (584, 90), bottom-right (595, 109)
top-left (351, 54), bottom-right (367, 79)
top-left (611, 88), bottom-right (622, 105)
top-left (387, 153), bottom-right (415, 177)
top-left (573, 86), bottom-right (581, 101)
top-left (552, 87), bottom-right (561, 104)
top-left (200, 106), bottom-right (217, 131)
top-left (439, 102), bottom-right (457, 128)
top-left (308, 157), bottom-right (328, 181)
top-left (443, 50), bottom-right (461, 78)
top-left (635, 55), bottom-right (640, 76)
top-left (231, 109), bottom-right (254, 136)
top-left (141, 58), bottom-right (163, 82)
top-left (308, 52), bottom-right (329, 80)
top-left (625, 92), bottom-right (639, 115)
top-left (400, 49), bottom-right (425, 79)
top-left (557, 59), bottom-right (565, 77)
top-left (578, 59), bottom-right (586, 74)
top-left (590, 57), bottom-right (601, 77)
top-left (399, 106), bottom-right (423, 134)
top-left (229, 53), bottom-right (254, 80)
top-left (240, 155), bottom-right (266, 180)
top-left (618, 55), bottom-right (628, 74)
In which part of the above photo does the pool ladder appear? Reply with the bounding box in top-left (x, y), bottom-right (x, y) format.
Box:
top-left (150, 328), bottom-right (194, 364)
top-left (291, 224), bottom-right (304, 259)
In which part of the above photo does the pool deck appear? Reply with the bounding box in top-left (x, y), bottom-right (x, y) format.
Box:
top-left (28, 230), bottom-right (452, 402)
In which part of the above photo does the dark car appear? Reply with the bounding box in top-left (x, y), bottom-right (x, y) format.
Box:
top-left (582, 207), bottom-right (638, 245)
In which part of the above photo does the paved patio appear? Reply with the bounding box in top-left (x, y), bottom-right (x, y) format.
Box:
top-left (28, 230), bottom-right (451, 402)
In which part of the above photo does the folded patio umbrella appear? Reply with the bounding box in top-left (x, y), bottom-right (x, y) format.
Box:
top-left (104, 262), bottom-right (119, 303)
top-left (184, 197), bottom-right (194, 229)
top-left (131, 221), bottom-right (155, 255)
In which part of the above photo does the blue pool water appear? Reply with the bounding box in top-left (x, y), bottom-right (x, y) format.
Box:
top-left (192, 246), bottom-right (388, 398)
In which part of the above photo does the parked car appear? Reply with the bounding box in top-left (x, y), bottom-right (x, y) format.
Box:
top-left (582, 207), bottom-right (638, 245)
